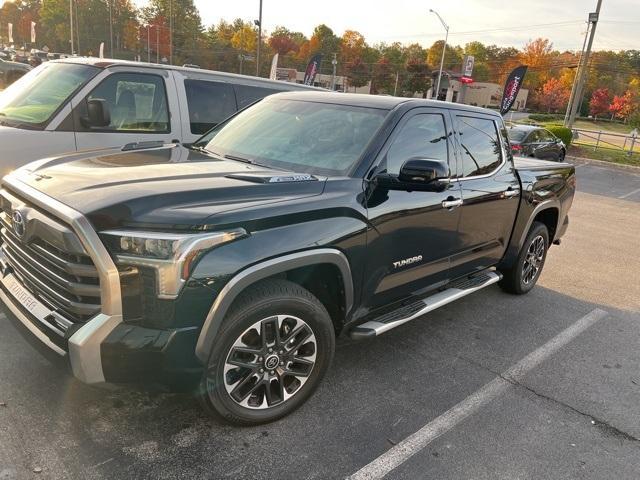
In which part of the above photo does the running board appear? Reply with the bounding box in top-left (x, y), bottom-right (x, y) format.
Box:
top-left (349, 271), bottom-right (502, 339)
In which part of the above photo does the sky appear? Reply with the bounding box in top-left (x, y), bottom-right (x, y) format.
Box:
top-left (131, 0), bottom-right (639, 52)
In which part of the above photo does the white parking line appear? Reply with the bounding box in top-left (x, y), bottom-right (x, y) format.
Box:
top-left (619, 187), bottom-right (640, 199)
top-left (348, 308), bottom-right (608, 480)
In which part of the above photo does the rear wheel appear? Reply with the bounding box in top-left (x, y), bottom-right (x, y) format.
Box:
top-left (197, 279), bottom-right (335, 425)
top-left (499, 222), bottom-right (549, 295)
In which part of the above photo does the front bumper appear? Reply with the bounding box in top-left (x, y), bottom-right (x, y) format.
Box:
top-left (0, 176), bottom-right (202, 390)
top-left (0, 270), bottom-right (201, 390)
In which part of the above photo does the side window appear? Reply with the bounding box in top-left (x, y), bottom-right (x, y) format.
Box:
top-left (457, 116), bottom-right (502, 178)
top-left (527, 130), bottom-right (541, 143)
top-left (541, 129), bottom-right (554, 142)
top-left (185, 80), bottom-right (237, 135)
top-left (386, 113), bottom-right (449, 175)
top-left (234, 84), bottom-right (284, 109)
top-left (86, 73), bottom-right (169, 132)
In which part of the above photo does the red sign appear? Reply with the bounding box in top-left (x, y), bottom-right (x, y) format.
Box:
top-left (460, 76), bottom-right (474, 84)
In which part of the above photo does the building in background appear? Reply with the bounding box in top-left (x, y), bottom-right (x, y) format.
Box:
top-left (427, 70), bottom-right (528, 111)
top-left (275, 67), bottom-right (371, 94)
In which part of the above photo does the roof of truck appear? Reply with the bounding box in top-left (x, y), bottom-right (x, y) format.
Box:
top-left (269, 91), bottom-right (503, 116)
top-left (50, 57), bottom-right (321, 90)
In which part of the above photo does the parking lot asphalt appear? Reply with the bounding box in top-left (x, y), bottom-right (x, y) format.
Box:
top-left (1, 158), bottom-right (639, 480)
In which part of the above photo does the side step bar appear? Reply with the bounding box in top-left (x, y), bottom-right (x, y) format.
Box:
top-left (349, 271), bottom-right (502, 339)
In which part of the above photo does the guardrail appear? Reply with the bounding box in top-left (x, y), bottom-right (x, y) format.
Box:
top-left (571, 128), bottom-right (639, 155)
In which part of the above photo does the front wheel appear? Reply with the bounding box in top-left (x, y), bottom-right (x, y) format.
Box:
top-left (197, 279), bottom-right (335, 425)
top-left (499, 222), bottom-right (549, 295)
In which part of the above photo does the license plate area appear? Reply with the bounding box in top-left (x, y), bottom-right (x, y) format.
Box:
top-left (1, 273), bottom-right (68, 336)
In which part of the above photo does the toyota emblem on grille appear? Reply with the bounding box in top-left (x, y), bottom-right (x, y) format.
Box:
top-left (11, 210), bottom-right (26, 239)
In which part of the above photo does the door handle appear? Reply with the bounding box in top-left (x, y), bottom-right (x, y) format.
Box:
top-left (442, 198), bottom-right (463, 209)
top-left (503, 189), bottom-right (519, 198)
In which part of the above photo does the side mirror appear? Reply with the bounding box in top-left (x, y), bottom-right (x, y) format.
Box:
top-left (398, 158), bottom-right (450, 184)
top-left (375, 158), bottom-right (450, 193)
top-left (82, 98), bottom-right (110, 128)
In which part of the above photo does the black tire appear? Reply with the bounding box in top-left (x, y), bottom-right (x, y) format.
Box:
top-left (197, 279), bottom-right (335, 426)
top-left (558, 149), bottom-right (566, 162)
top-left (499, 221), bottom-right (549, 295)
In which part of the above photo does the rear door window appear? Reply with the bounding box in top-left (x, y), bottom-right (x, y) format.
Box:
top-left (184, 80), bottom-right (237, 134)
top-left (84, 72), bottom-right (169, 132)
top-left (456, 115), bottom-right (503, 178)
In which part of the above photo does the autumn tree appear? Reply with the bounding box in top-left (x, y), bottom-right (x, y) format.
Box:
top-left (609, 91), bottom-right (636, 122)
top-left (344, 57), bottom-right (369, 91)
top-left (589, 88), bottom-right (611, 119)
top-left (268, 26), bottom-right (300, 56)
top-left (340, 30), bottom-right (365, 65)
top-left (403, 58), bottom-right (431, 98)
top-left (519, 38), bottom-right (553, 92)
top-left (426, 40), bottom-right (462, 71)
top-left (371, 56), bottom-right (395, 94)
top-left (538, 77), bottom-right (569, 113)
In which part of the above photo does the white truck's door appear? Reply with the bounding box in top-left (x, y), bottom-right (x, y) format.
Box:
top-left (72, 66), bottom-right (182, 152)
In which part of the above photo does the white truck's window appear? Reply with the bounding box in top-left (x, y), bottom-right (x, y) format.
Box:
top-left (0, 63), bottom-right (97, 128)
top-left (234, 85), bottom-right (284, 109)
top-left (184, 80), bottom-right (236, 134)
top-left (457, 116), bottom-right (503, 177)
top-left (386, 114), bottom-right (449, 175)
top-left (86, 72), bottom-right (169, 132)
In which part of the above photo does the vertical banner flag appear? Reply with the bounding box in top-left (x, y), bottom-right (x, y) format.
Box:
top-left (303, 54), bottom-right (322, 86)
top-left (8, 23), bottom-right (13, 43)
top-left (99, 42), bottom-right (105, 58)
top-left (31, 22), bottom-right (36, 43)
top-left (269, 53), bottom-right (279, 80)
top-left (500, 65), bottom-right (528, 115)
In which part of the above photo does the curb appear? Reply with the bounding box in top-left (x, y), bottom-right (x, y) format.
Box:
top-left (567, 155), bottom-right (640, 174)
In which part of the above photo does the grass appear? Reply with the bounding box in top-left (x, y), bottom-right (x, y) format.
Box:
top-left (568, 145), bottom-right (640, 167)
top-left (543, 119), bottom-right (635, 135)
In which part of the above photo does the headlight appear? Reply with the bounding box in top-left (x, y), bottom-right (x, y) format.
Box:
top-left (100, 229), bottom-right (247, 298)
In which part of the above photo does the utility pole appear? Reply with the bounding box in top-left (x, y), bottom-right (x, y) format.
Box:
top-left (430, 9), bottom-right (449, 101)
top-left (69, 0), bottom-right (74, 55)
top-left (566, 0), bottom-right (602, 128)
top-left (156, 25), bottom-right (159, 63)
top-left (394, 71), bottom-right (399, 96)
top-left (147, 24), bottom-right (150, 62)
top-left (108, 0), bottom-right (113, 57)
top-left (169, 0), bottom-right (172, 65)
top-left (564, 20), bottom-right (591, 126)
top-left (330, 53), bottom-right (337, 91)
top-left (255, 0), bottom-right (263, 76)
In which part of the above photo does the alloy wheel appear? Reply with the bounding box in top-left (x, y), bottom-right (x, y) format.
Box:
top-left (522, 235), bottom-right (545, 285)
top-left (221, 315), bottom-right (317, 409)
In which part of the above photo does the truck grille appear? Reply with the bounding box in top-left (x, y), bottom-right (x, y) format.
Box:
top-left (0, 197), bottom-right (101, 327)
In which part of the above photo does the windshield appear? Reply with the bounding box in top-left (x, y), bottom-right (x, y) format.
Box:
top-left (199, 98), bottom-right (388, 176)
top-left (507, 128), bottom-right (529, 142)
top-left (0, 62), bottom-right (98, 127)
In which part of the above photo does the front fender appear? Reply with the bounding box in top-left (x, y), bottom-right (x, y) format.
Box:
top-left (193, 248), bottom-right (353, 364)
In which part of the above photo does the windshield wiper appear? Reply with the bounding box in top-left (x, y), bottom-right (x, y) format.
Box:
top-left (224, 153), bottom-right (255, 164)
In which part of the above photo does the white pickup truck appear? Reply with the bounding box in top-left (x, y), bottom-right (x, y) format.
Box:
top-left (0, 58), bottom-right (319, 177)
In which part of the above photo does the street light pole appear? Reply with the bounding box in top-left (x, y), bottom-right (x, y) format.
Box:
top-left (256, 0), bottom-right (263, 76)
top-left (108, 0), bottom-right (113, 58)
top-left (430, 9), bottom-right (449, 101)
top-left (69, 0), bottom-right (74, 55)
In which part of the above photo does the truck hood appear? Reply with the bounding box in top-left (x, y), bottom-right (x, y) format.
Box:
top-left (6, 144), bottom-right (326, 231)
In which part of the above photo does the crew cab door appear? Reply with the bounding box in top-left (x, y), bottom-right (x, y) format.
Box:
top-left (451, 114), bottom-right (520, 278)
top-left (72, 68), bottom-right (181, 151)
top-left (362, 108), bottom-right (462, 310)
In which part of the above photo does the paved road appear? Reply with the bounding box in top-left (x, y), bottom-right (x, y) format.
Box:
top-left (1, 160), bottom-right (639, 479)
